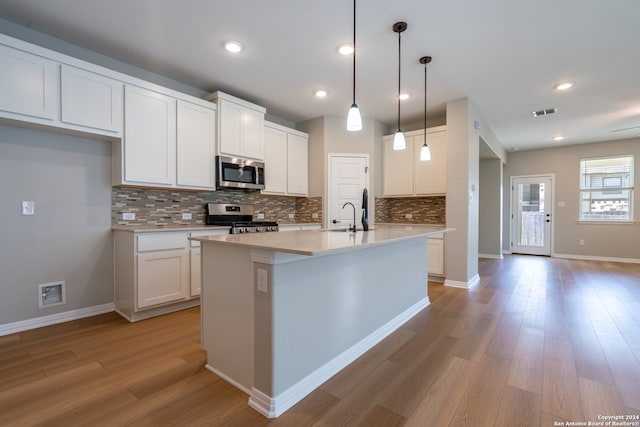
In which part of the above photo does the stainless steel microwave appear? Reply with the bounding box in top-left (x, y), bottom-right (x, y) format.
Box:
top-left (216, 155), bottom-right (265, 190)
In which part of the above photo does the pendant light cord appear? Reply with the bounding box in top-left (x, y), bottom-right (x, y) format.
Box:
top-left (397, 28), bottom-right (401, 131)
top-left (352, 0), bottom-right (356, 105)
top-left (424, 61), bottom-right (427, 144)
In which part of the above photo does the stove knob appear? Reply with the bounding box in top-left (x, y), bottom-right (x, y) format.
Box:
top-left (245, 227), bottom-right (251, 233)
top-left (238, 228), bottom-right (244, 233)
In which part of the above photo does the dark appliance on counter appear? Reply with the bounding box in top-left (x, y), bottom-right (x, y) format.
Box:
top-left (361, 188), bottom-right (369, 231)
top-left (205, 203), bottom-right (278, 234)
top-left (216, 155), bottom-right (265, 190)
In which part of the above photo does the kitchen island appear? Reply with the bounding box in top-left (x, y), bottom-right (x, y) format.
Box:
top-left (190, 225), bottom-right (452, 417)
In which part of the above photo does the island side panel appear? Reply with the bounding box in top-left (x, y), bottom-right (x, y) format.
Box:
top-left (201, 243), bottom-right (254, 393)
top-left (253, 236), bottom-right (428, 399)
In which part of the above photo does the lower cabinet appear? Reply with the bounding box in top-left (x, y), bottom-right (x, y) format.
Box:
top-left (427, 234), bottom-right (445, 276)
top-left (278, 224), bottom-right (322, 231)
top-left (137, 249), bottom-right (189, 308)
top-left (188, 229), bottom-right (229, 297)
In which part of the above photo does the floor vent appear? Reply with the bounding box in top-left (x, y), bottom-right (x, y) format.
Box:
top-left (38, 281), bottom-right (66, 308)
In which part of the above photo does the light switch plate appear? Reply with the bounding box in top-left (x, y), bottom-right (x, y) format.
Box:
top-left (257, 213), bottom-right (265, 219)
top-left (182, 212), bottom-right (192, 220)
top-left (257, 269), bottom-right (268, 293)
top-left (122, 212), bottom-right (135, 221)
top-left (21, 201), bottom-right (35, 216)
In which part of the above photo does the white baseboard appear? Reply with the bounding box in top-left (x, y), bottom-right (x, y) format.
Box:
top-left (552, 253), bottom-right (640, 264)
top-left (444, 274), bottom-right (480, 289)
top-left (0, 303), bottom-right (115, 336)
top-left (479, 253), bottom-right (503, 260)
top-left (206, 364), bottom-right (252, 396)
top-left (502, 250), bottom-right (512, 255)
top-left (248, 297), bottom-right (430, 418)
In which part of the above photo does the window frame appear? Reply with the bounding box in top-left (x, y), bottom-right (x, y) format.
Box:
top-left (578, 154), bottom-right (634, 223)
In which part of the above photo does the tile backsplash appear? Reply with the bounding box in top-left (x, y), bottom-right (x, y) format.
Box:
top-left (112, 187), bottom-right (322, 226)
top-left (375, 196), bottom-right (446, 224)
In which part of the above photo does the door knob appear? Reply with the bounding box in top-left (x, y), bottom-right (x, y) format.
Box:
top-left (332, 219), bottom-right (340, 224)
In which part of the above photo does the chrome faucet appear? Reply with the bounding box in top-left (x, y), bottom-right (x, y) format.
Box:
top-left (342, 202), bottom-right (357, 232)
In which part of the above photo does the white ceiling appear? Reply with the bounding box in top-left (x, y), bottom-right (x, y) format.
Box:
top-left (1, 0), bottom-right (639, 152)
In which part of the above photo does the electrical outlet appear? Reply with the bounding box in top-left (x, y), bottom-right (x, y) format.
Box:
top-left (181, 212), bottom-right (192, 220)
top-left (257, 213), bottom-right (265, 219)
top-left (122, 212), bottom-right (136, 221)
top-left (257, 269), bottom-right (268, 293)
top-left (579, 239), bottom-right (585, 246)
top-left (288, 213), bottom-right (295, 219)
top-left (405, 213), bottom-right (413, 219)
top-left (312, 213), bottom-right (319, 219)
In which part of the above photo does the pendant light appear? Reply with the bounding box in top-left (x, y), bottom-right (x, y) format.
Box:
top-left (346, 0), bottom-right (362, 131)
top-left (419, 56), bottom-right (432, 161)
top-left (392, 22), bottom-right (407, 150)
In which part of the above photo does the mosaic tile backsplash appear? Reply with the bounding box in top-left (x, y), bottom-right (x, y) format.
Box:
top-left (112, 187), bottom-right (322, 226)
top-left (375, 196), bottom-right (446, 224)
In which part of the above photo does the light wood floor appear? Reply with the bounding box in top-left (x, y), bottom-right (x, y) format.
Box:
top-left (1, 255), bottom-right (639, 426)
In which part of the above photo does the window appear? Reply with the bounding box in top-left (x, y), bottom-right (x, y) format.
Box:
top-left (579, 155), bottom-right (634, 221)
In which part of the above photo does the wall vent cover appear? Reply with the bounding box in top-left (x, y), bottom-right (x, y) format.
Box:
top-left (532, 108), bottom-right (557, 117)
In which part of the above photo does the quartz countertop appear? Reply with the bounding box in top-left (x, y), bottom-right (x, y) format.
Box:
top-left (111, 223), bottom-right (322, 233)
top-left (190, 224), bottom-right (453, 256)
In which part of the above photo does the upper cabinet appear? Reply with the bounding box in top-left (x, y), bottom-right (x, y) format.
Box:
top-left (0, 43), bottom-right (58, 122)
top-left (114, 85), bottom-right (216, 190)
top-left (262, 121), bottom-right (309, 197)
top-left (60, 65), bottom-right (123, 134)
top-left (206, 91), bottom-right (266, 161)
top-left (383, 126), bottom-right (447, 197)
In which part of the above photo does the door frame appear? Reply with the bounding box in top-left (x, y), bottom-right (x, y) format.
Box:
top-left (509, 173), bottom-right (555, 256)
top-left (327, 153), bottom-right (370, 229)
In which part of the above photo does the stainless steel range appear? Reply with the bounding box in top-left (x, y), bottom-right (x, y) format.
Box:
top-left (205, 203), bottom-right (279, 234)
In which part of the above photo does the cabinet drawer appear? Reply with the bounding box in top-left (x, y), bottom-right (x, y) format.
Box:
top-left (137, 233), bottom-right (187, 252)
top-left (189, 229), bottom-right (228, 247)
top-left (429, 233), bottom-right (444, 240)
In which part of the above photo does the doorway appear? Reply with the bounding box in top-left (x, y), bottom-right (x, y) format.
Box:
top-left (327, 154), bottom-right (369, 230)
top-left (510, 175), bottom-right (554, 256)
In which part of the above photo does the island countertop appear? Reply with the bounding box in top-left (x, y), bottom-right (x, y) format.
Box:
top-left (189, 224), bottom-right (452, 256)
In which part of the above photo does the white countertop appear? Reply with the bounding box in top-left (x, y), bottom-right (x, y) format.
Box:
top-left (111, 223), bottom-right (322, 233)
top-left (190, 225), bottom-right (453, 256)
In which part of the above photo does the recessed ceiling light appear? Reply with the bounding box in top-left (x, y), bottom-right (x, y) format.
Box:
top-left (224, 41), bottom-right (243, 53)
top-left (338, 44), bottom-right (354, 55)
top-left (399, 93), bottom-right (410, 100)
top-left (314, 90), bottom-right (328, 98)
top-left (555, 82), bottom-right (574, 91)
top-left (552, 135), bottom-right (564, 141)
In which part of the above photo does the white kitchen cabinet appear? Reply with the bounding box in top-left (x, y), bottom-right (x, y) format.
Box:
top-left (287, 133), bottom-right (309, 196)
top-left (263, 125), bottom-right (288, 194)
top-left (383, 126), bottom-right (447, 197)
top-left (427, 234), bottom-right (445, 276)
top-left (383, 135), bottom-right (415, 196)
top-left (414, 129), bottom-right (447, 195)
top-left (114, 230), bottom-right (200, 322)
top-left (206, 91), bottom-right (266, 161)
top-left (263, 121), bottom-right (309, 196)
top-left (0, 43), bottom-right (58, 122)
top-left (177, 100), bottom-right (215, 189)
top-left (120, 84), bottom-right (177, 187)
top-left (189, 229), bottom-right (229, 297)
top-left (60, 65), bottom-right (123, 135)
top-left (278, 224), bottom-right (322, 231)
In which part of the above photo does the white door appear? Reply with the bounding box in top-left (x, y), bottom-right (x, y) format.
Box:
top-left (328, 154), bottom-right (368, 230)
top-left (511, 175), bottom-right (553, 256)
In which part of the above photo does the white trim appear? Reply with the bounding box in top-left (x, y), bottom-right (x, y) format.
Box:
top-left (247, 297), bottom-right (430, 418)
top-left (0, 303), bottom-right (114, 336)
top-left (327, 153), bottom-right (370, 230)
top-left (552, 253), bottom-right (640, 264)
top-left (444, 274), bottom-right (480, 289)
top-left (114, 299), bottom-right (200, 322)
top-left (509, 174), bottom-right (555, 256)
top-left (478, 253), bottom-right (503, 260)
top-left (503, 250), bottom-right (512, 255)
top-left (205, 364), bottom-right (252, 395)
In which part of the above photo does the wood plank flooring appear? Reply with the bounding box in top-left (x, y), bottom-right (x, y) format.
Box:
top-left (1, 255), bottom-right (639, 426)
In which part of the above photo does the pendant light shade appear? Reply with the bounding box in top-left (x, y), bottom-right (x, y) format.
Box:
top-left (392, 22), bottom-right (407, 150)
top-left (347, 0), bottom-right (362, 131)
top-left (419, 56), bottom-right (432, 161)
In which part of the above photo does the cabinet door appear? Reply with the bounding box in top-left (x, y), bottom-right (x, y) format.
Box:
top-left (241, 108), bottom-right (264, 160)
top-left (263, 126), bottom-right (287, 194)
top-left (60, 65), bottom-right (123, 134)
top-left (190, 248), bottom-right (201, 297)
top-left (287, 133), bottom-right (308, 196)
top-left (137, 249), bottom-right (189, 308)
top-left (427, 238), bottom-right (444, 275)
top-left (218, 98), bottom-right (243, 156)
top-left (124, 85), bottom-right (176, 186)
top-left (0, 44), bottom-right (58, 121)
top-left (383, 136), bottom-right (414, 196)
top-left (177, 100), bottom-right (215, 189)
top-left (415, 130), bottom-right (447, 195)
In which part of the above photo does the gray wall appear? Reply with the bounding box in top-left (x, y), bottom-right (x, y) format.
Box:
top-left (0, 125), bottom-right (114, 324)
top-left (479, 158), bottom-right (503, 257)
top-left (503, 137), bottom-right (640, 260)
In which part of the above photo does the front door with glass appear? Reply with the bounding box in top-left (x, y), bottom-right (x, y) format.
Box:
top-left (511, 175), bottom-right (553, 256)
